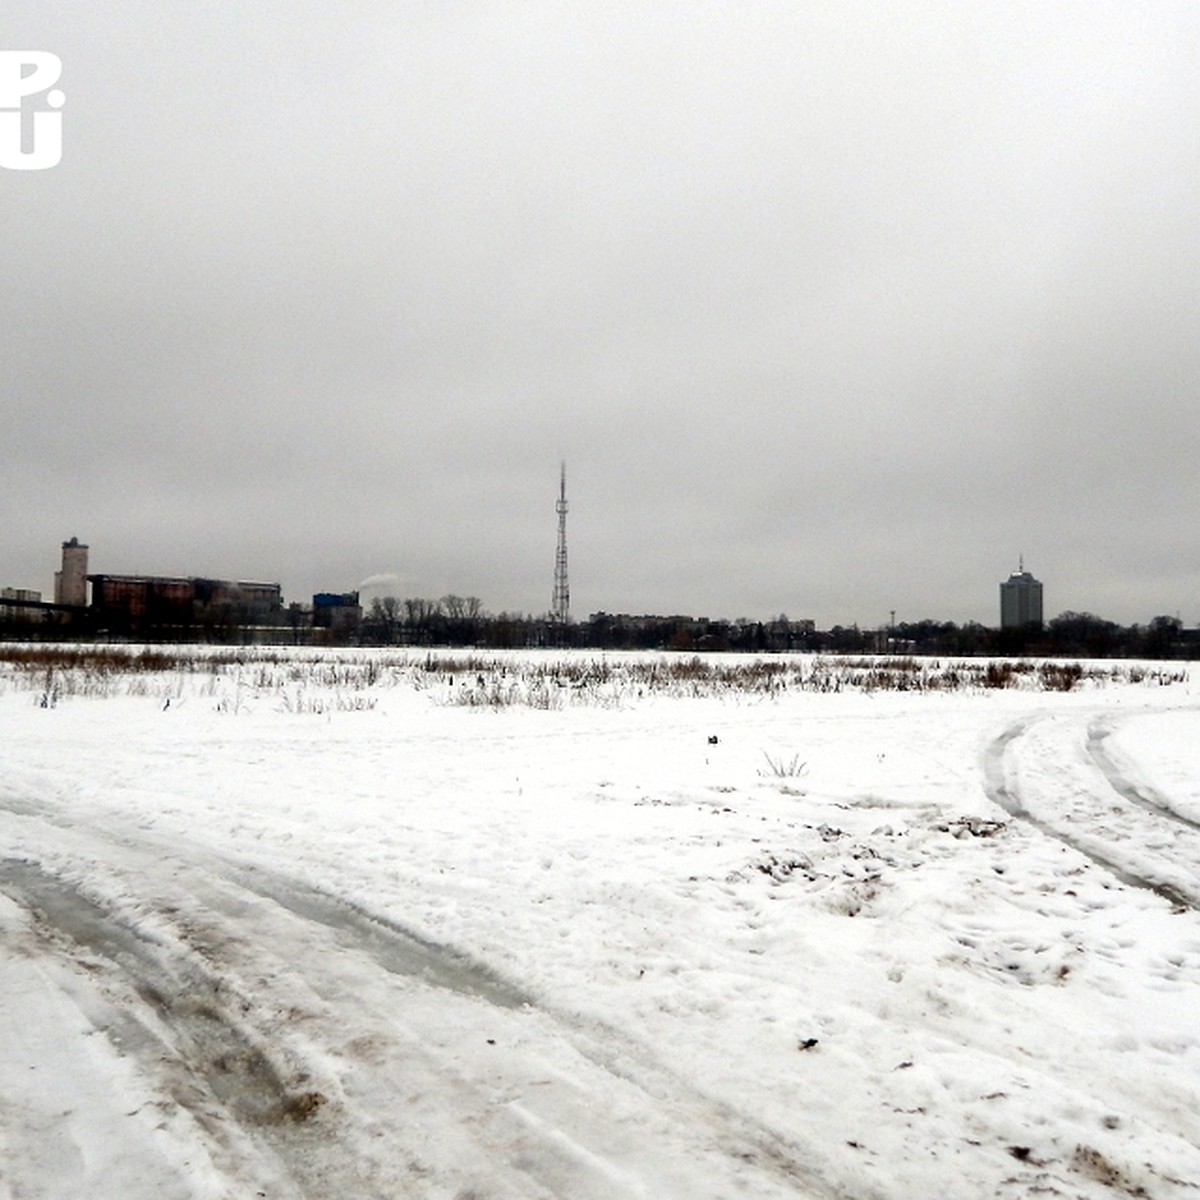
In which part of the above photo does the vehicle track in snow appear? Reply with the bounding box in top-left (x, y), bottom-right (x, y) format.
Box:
top-left (0, 793), bottom-right (850, 1200)
top-left (0, 853), bottom-right (386, 1200)
top-left (1085, 719), bottom-right (1200, 835)
top-left (982, 716), bottom-right (1197, 911)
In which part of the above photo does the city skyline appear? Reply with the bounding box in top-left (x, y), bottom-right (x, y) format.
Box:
top-left (5, 4), bottom-right (1200, 627)
top-left (0, 507), bottom-right (1190, 634)
top-left (6, 532), bottom-right (1190, 635)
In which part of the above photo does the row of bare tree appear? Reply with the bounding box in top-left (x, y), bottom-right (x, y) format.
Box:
top-left (353, 600), bottom-right (1194, 658)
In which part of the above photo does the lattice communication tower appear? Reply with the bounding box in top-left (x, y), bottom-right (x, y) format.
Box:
top-left (552, 462), bottom-right (570, 624)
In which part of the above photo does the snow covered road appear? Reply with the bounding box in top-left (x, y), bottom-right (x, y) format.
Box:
top-left (0, 795), bottom-right (816, 1199)
top-left (2, 650), bottom-right (1199, 1198)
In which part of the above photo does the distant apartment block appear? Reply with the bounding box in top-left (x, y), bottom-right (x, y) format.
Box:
top-left (1000, 562), bottom-right (1044, 628)
top-left (1, 587), bottom-right (43, 623)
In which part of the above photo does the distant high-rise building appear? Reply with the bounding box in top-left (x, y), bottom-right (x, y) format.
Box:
top-left (1000, 558), bottom-right (1043, 628)
top-left (54, 536), bottom-right (89, 606)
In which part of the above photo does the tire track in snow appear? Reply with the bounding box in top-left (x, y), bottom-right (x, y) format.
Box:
top-left (0, 847), bottom-right (598, 1200)
top-left (202, 867), bottom-right (852, 1200)
top-left (1085, 719), bottom-right (1200, 834)
top-left (982, 719), bottom-right (1195, 911)
top-left (0, 799), bottom-right (852, 1200)
top-left (0, 856), bottom-right (337, 1200)
top-left (219, 865), bottom-right (532, 1011)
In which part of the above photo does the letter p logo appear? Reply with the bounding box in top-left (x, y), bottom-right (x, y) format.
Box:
top-left (0, 51), bottom-right (65, 170)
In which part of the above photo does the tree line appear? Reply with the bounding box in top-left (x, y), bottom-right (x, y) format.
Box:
top-left (358, 600), bottom-right (1194, 659)
top-left (3, 591), bottom-right (1191, 658)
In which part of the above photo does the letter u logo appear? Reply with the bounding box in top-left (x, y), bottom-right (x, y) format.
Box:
top-left (0, 51), bottom-right (65, 170)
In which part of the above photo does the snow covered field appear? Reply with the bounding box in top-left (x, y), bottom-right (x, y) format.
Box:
top-left (1, 647), bottom-right (1198, 1200)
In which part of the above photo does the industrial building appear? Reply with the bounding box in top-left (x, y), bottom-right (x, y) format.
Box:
top-left (28, 536), bottom-right (284, 637)
top-left (312, 592), bottom-right (362, 641)
top-left (54, 536), bottom-right (89, 606)
top-left (88, 574), bottom-right (283, 637)
top-left (0, 538), bottom-right (379, 642)
top-left (1000, 560), bottom-right (1044, 628)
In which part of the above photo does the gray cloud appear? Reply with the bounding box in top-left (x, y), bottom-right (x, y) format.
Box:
top-left (4, 2), bottom-right (1199, 627)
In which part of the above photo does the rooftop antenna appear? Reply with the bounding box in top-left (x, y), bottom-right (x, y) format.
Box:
top-left (551, 462), bottom-right (570, 625)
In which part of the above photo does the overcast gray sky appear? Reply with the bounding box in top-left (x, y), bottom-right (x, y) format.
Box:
top-left (4, 2), bottom-right (1199, 627)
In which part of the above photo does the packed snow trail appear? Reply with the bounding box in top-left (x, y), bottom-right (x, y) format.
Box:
top-left (983, 711), bottom-right (1200, 909)
top-left (1086, 717), bottom-right (1200, 834)
top-left (0, 799), bottom-right (840, 1200)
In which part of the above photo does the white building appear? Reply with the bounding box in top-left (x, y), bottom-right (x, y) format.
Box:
top-left (54, 536), bottom-right (89, 606)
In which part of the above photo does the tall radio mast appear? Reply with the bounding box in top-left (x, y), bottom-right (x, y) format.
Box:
top-left (551, 462), bottom-right (570, 625)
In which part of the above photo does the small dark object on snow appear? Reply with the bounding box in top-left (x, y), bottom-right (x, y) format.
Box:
top-left (284, 1091), bottom-right (326, 1121)
top-left (939, 816), bottom-right (1007, 839)
top-left (798, 1037), bottom-right (819, 1051)
top-left (708, 735), bottom-right (719, 744)
top-left (1008, 1146), bottom-right (1032, 1161)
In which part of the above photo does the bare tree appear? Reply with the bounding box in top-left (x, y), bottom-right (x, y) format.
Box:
top-left (403, 597), bottom-right (441, 644)
top-left (365, 596), bottom-right (402, 644)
